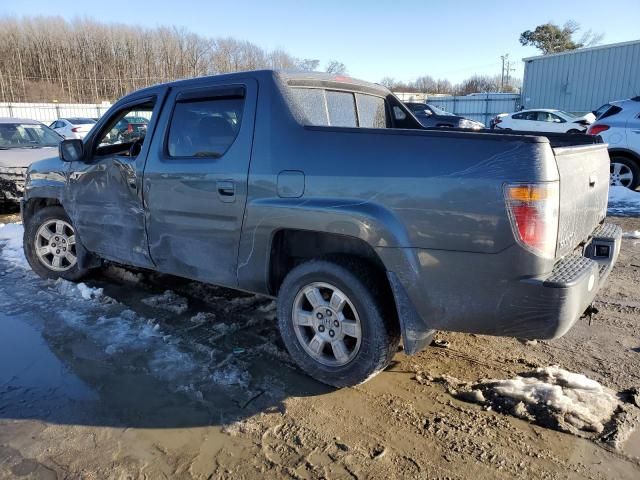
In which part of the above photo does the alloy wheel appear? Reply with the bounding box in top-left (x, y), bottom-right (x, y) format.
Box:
top-left (34, 219), bottom-right (77, 272)
top-left (292, 282), bottom-right (362, 367)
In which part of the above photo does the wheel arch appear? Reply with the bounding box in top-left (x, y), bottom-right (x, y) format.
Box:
top-left (608, 148), bottom-right (640, 165)
top-left (22, 197), bottom-right (64, 225)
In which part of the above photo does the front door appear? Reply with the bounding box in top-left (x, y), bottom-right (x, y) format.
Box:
top-left (66, 93), bottom-right (164, 267)
top-left (143, 79), bottom-right (257, 287)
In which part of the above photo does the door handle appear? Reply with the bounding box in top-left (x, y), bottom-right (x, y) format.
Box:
top-left (216, 180), bottom-right (235, 202)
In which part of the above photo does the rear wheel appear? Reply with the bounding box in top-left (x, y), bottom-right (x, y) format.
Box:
top-left (277, 258), bottom-right (400, 387)
top-left (610, 156), bottom-right (640, 189)
top-left (24, 206), bottom-right (90, 281)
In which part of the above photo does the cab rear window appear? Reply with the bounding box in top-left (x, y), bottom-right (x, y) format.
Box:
top-left (290, 88), bottom-right (389, 128)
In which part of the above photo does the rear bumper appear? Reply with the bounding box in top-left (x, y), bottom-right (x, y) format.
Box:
top-left (381, 223), bottom-right (622, 354)
top-left (506, 222), bottom-right (621, 339)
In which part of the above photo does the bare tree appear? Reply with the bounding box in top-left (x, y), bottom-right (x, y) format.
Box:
top-left (0, 16), bottom-right (347, 102)
top-left (325, 60), bottom-right (347, 75)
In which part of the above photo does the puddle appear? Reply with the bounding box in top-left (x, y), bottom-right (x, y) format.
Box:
top-left (0, 312), bottom-right (97, 420)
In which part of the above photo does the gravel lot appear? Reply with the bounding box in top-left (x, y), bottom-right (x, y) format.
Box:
top-left (1, 205), bottom-right (639, 479)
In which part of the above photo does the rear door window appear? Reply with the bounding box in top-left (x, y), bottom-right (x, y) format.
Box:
top-left (167, 97), bottom-right (244, 158)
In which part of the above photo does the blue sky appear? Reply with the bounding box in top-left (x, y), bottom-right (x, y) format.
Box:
top-left (2, 0), bottom-right (639, 84)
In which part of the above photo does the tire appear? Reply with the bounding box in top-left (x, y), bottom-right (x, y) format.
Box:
top-left (610, 156), bottom-right (640, 190)
top-left (24, 205), bottom-right (90, 281)
top-left (277, 258), bottom-right (400, 388)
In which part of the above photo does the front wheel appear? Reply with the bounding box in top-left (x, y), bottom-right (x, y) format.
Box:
top-left (24, 206), bottom-right (90, 281)
top-left (610, 156), bottom-right (640, 190)
top-left (277, 258), bottom-right (400, 387)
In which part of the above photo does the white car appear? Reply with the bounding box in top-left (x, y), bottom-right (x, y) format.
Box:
top-left (49, 117), bottom-right (97, 139)
top-left (588, 97), bottom-right (640, 189)
top-left (493, 109), bottom-right (593, 134)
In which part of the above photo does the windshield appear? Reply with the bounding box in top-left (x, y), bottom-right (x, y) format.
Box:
top-left (0, 123), bottom-right (61, 148)
top-left (428, 104), bottom-right (454, 116)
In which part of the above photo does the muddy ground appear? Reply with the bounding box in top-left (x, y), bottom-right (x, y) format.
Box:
top-left (1, 206), bottom-right (639, 479)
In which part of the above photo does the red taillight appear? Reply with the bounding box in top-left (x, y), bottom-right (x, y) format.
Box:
top-left (71, 127), bottom-right (81, 132)
top-left (504, 183), bottom-right (559, 259)
top-left (127, 124), bottom-right (133, 132)
top-left (587, 124), bottom-right (609, 135)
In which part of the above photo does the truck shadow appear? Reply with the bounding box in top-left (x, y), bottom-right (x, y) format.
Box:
top-left (0, 259), bottom-right (332, 430)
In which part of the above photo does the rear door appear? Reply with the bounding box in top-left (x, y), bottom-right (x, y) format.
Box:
top-left (143, 79), bottom-right (257, 287)
top-left (627, 111), bottom-right (640, 151)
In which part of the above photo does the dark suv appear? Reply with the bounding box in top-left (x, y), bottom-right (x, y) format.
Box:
top-left (405, 102), bottom-right (484, 129)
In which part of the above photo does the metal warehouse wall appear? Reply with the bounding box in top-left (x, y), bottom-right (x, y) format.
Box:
top-left (522, 40), bottom-right (640, 113)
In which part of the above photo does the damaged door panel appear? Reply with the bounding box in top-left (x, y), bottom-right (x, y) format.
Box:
top-left (66, 92), bottom-right (166, 268)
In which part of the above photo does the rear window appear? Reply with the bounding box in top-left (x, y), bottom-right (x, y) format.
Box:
top-left (597, 105), bottom-right (622, 120)
top-left (290, 88), bottom-right (389, 128)
top-left (67, 117), bottom-right (96, 125)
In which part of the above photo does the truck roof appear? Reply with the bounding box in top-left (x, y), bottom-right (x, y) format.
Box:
top-left (119, 69), bottom-right (390, 101)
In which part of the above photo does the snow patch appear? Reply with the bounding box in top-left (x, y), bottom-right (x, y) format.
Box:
top-left (104, 264), bottom-right (143, 283)
top-left (141, 290), bottom-right (188, 314)
top-left (623, 230), bottom-right (640, 239)
top-left (0, 222), bottom-right (28, 268)
top-left (463, 366), bottom-right (620, 435)
top-left (211, 364), bottom-right (251, 388)
top-left (608, 186), bottom-right (640, 216)
top-left (54, 278), bottom-right (105, 302)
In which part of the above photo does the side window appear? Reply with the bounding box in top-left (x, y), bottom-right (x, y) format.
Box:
top-left (326, 91), bottom-right (357, 127)
top-left (290, 88), bottom-right (389, 129)
top-left (549, 113), bottom-right (564, 123)
top-left (289, 88), bottom-right (329, 126)
top-left (512, 113), bottom-right (523, 120)
top-left (167, 97), bottom-right (244, 158)
top-left (95, 100), bottom-right (154, 157)
top-left (356, 94), bottom-right (388, 128)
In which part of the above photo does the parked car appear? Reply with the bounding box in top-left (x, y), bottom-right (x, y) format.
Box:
top-left (50, 117), bottom-right (97, 139)
top-left (0, 118), bottom-right (62, 204)
top-left (404, 102), bottom-right (484, 129)
top-left (493, 109), bottom-right (592, 133)
top-left (21, 71), bottom-right (620, 388)
top-left (106, 115), bottom-right (149, 144)
top-left (588, 97), bottom-right (640, 189)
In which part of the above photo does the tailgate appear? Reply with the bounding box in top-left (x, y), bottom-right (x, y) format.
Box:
top-left (554, 144), bottom-right (609, 257)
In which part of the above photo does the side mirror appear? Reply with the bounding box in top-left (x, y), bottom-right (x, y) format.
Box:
top-left (59, 139), bottom-right (84, 162)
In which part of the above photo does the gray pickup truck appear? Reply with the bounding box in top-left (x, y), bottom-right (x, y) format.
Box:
top-left (21, 70), bottom-right (621, 387)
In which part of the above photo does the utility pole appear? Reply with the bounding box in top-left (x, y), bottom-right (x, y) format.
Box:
top-left (500, 54), bottom-right (516, 92)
